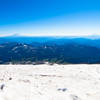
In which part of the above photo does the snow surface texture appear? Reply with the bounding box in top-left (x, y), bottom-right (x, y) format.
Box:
top-left (0, 64), bottom-right (100, 100)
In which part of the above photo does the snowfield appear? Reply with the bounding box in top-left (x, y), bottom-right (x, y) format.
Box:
top-left (0, 64), bottom-right (100, 100)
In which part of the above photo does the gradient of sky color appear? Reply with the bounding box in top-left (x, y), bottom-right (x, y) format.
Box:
top-left (0, 0), bottom-right (100, 36)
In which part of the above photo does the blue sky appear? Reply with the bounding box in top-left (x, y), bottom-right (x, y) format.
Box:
top-left (0, 0), bottom-right (100, 36)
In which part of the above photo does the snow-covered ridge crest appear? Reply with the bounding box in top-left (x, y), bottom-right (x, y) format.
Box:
top-left (0, 64), bottom-right (100, 100)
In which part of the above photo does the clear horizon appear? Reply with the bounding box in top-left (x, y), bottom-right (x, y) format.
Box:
top-left (0, 0), bottom-right (100, 36)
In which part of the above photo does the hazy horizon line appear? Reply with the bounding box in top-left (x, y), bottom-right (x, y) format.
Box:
top-left (0, 33), bottom-right (100, 37)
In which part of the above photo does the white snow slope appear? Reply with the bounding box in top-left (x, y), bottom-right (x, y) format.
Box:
top-left (0, 64), bottom-right (100, 100)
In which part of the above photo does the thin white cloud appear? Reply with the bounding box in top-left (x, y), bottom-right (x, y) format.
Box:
top-left (0, 33), bottom-right (15, 37)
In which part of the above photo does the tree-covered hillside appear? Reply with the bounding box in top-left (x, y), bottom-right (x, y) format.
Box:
top-left (0, 41), bottom-right (100, 64)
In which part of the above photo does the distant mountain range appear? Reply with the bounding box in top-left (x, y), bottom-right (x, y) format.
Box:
top-left (0, 36), bottom-right (100, 64)
top-left (1, 35), bottom-right (100, 47)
